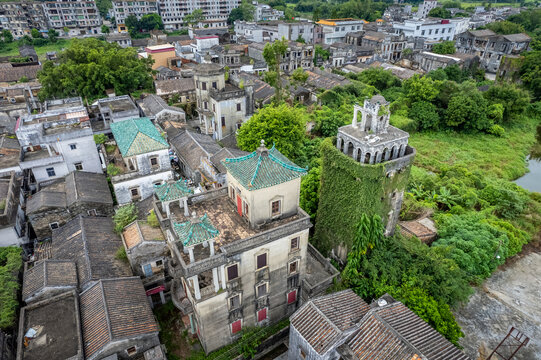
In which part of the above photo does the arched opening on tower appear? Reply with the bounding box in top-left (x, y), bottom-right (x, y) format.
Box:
top-left (391, 145), bottom-right (397, 159)
top-left (382, 147), bottom-right (390, 161)
top-left (364, 152), bottom-right (371, 164)
top-left (347, 142), bottom-right (354, 157)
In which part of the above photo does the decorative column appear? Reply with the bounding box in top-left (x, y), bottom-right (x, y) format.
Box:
top-left (399, 144), bottom-right (406, 157)
top-left (375, 152), bottom-right (382, 164)
top-left (359, 110), bottom-right (367, 131)
top-left (220, 265), bottom-right (226, 289)
top-left (188, 247), bottom-right (195, 263)
top-left (343, 142), bottom-right (348, 155)
top-left (165, 202), bottom-right (171, 218)
top-left (357, 151), bottom-right (363, 163)
top-left (336, 137), bottom-right (342, 151)
top-left (369, 153), bottom-right (376, 164)
top-left (183, 198), bottom-right (189, 217)
top-left (352, 148), bottom-right (358, 161)
top-left (212, 267), bottom-right (220, 292)
top-left (208, 240), bottom-right (215, 256)
top-left (384, 149), bottom-right (391, 161)
top-left (190, 276), bottom-right (201, 300)
top-left (352, 105), bottom-right (359, 127)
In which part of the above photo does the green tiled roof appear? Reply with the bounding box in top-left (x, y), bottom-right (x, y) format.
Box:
top-left (154, 180), bottom-right (193, 202)
top-left (110, 118), bottom-right (169, 157)
top-left (173, 214), bottom-right (219, 247)
top-left (222, 142), bottom-right (307, 190)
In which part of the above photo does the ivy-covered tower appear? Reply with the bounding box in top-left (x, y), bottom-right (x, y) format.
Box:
top-left (314, 95), bottom-right (416, 261)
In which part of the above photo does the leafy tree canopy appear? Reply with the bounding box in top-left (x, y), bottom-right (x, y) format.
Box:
top-left (237, 103), bottom-right (307, 161)
top-left (485, 20), bottom-right (526, 35)
top-left (227, 0), bottom-right (255, 24)
top-left (2, 29), bottom-right (13, 43)
top-left (184, 9), bottom-right (205, 26)
top-left (428, 7), bottom-right (451, 18)
top-left (432, 41), bottom-right (456, 55)
top-left (38, 38), bottom-right (154, 101)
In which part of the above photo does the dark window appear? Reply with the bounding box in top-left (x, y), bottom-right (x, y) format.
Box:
top-left (69, 143), bottom-right (77, 150)
top-left (256, 283), bottom-right (267, 298)
top-left (126, 346), bottom-right (137, 356)
top-left (150, 157), bottom-right (158, 166)
top-left (87, 209), bottom-right (97, 216)
top-left (46, 167), bottom-right (55, 177)
top-left (256, 253), bottom-right (267, 270)
top-left (130, 187), bottom-right (139, 198)
top-left (221, 116), bottom-right (226, 127)
top-left (271, 200), bottom-right (281, 216)
top-left (229, 294), bottom-right (240, 309)
top-left (204, 101), bottom-right (208, 109)
top-left (257, 308), bottom-right (267, 322)
top-left (236, 103), bottom-right (241, 111)
top-left (74, 162), bottom-right (83, 171)
top-left (287, 290), bottom-right (297, 304)
top-left (212, 81), bottom-right (217, 89)
top-left (227, 264), bottom-right (238, 281)
top-left (231, 319), bottom-right (242, 334)
top-left (49, 222), bottom-right (59, 230)
top-left (202, 82), bottom-right (207, 90)
top-left (289, 260), bottom-right (298, 275)
top-left (156, 259), bottom-right (163, 266)
top-left (290, 237), bottom-right (299, 251)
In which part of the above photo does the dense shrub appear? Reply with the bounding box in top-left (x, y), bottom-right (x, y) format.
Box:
top-left (0, 247), bottom-right (22, 330)
top-left (409, 101), bottom-right (440, 130)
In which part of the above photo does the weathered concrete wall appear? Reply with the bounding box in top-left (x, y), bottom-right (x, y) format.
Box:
top-left (127, 241), bottom-right (168, 277)
top-left (89, 333), bottom-right (161, 360)
top-left (194, 227), bottom-right (309, 353)
top-left (210, 96), bottom-right (247, 140)
top-left (113, 170), bottom-right (173, 205)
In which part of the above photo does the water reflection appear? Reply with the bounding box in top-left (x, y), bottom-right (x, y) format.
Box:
top-left (515, 124), bottom-right (541, 193)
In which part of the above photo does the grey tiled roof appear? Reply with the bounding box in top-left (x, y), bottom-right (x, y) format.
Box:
top-left (209, 147), bottom-right (249, 174)
top-left (139, 94), bottom-right (186, 118)
top-left (79, 278), bottom-right (160, 359)
top-left (169, 130), bottom-right (222, 172)
top-left (22, 260), bottom-right (78, 301)
top-left (51, 216), bottom-right (131, 287)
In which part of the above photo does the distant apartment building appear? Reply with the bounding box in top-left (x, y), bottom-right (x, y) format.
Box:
top-left (415, 0), bottom-right (438, 19)
top-left (112, 0), bottom-right (158, 25)
top-left (42, 0), bottom-right (102, 36)
top-left (254, 1), bottom-right (284, 21)
top-left (0, 2), bottom-right (48, 38)
top-left (159, 0), bottom-right (240, 31)
top-left (346, 31), bottom-right (407, 62)
top-left (16, 97), bottom-right (103, 188)
top-left (317, 18), bottom-right (364, 44)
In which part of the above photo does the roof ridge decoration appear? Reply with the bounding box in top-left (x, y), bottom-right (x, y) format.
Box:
top-left (223, 140), bottom-right (307, 190)
top-left (79, 216), bottom-right (93, 282)
top-left (98, 280), bottom-right (114, 343)
top-left (173, 212), bottom-right (219, 247)
top-left (154, 179), bottom-right (193, 202)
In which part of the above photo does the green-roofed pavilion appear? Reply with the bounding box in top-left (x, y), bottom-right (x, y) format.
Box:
top-left (222, 140), bottom-right (306, 191)
top-left (173, 213), bottom-right (219, 263)
top-left (155, 179), bottom-right (194, 218)
top-left (110, 117), bottom-right (169, 157)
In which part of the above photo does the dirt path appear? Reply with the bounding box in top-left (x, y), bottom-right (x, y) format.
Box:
top-left (454, 235), bottom-right (541, 360)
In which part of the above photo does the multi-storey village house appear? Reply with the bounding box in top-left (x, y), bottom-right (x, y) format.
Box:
top-left (109, 117), bottom-right (173, 204)
top-left (156, 140), bottom-right (338, 353)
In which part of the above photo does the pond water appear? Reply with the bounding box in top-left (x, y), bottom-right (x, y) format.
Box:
top-left (514, 125), bottom-right (541, 193)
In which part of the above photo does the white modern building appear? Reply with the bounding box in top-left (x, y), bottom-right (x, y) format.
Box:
top-left (393, 18), bottom-right (469, 41)
top-left (278, 22), bottom-right (316, 44)
top-left (159, 0), bottom-right (240, 31)
top-left (253, 1), bottom-right (283, 21)
top-left (112, 0), bottom-right (158, 25)
top-left (316, 18), bottom-right (364, 44)
top-left (415, 0), bottom-right (438, 19)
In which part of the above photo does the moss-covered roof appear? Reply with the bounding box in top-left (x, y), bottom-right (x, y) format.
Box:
top-left (110, 118), bottom-right (168, 157)
top-left (222, 141), bottom-right (306, 191)
top-left (154, 180), bottom-right (193, 202)
top-left (173, 213), bottom-right (219, 247)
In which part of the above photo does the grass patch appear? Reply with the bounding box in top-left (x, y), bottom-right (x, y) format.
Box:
top-left (0, 39), bottom-right (73, 60)
top-left (0, 247), bottom-right (22, 330)
top-left (404, 116), bottom-right (538, 181)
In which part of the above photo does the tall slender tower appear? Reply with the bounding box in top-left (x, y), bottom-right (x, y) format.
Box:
top-left (315, 95), bottom-right (416, 261)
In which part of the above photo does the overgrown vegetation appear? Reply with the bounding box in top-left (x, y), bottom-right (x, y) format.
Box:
top-left (113, 203), bottom-right (137, 233)
top-left (0, 247), bottom-right (22, 330)
top-left (37, 38), bottom-right (154, 101)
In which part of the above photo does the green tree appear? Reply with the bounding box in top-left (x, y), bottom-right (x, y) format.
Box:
top-left (38, 38), bottom-right (154, 101)
top-left (125, 14), bottom-right (140, 34)
top-left (520, 50), bottom-right (541, 100)
top-left (290, 67), bottom-right (308, 88)
top-left (262, 38), bottom-right (288, 103)
top-left (409, 101), bottom-right (440, 130)
top-left (432, 41), bottom-right (456, 54)
top-left (2, 30), bottom-right (13, 43)
top-left (113, 204), bottom-right (137, 233)
top-left (314, 44), bottom-right (330, 65)
top-left (295, 35), bottom-right (305, 43)
top-left (140, 13), bottom-right (163, 31)
top-left (47, 28), bottom-right (59, 43)
top-left (445, 91), bottom-right (491, 131)
top-left (101, 25), bottom-right (110, 34)
top-left (93, 133), bottom-right (107, 144)
top-left (403, 75), bottom-right (439, 103)
top-left (239, 0), bottom-right (255, 21)
top-left (31, 28), bottom-right (42, 39)
top-left (96, 0), bottom-right (113, 18)
top-left (300, 166), bottom-right (321, 219)
top-left (485, 20), bottom-right (526, 35)
top-left (356, 68), bottom-right (401, 91)
top-left (184, 9), bottom-right (205, 26)
top-left (484, 83), bottom-right (530, 122)
top-left (428, 7), bottom-right (451, 18)
top-left (63, 27), bottom-right (69, 35)
top-left (237, 103), bottom-right (306, 160)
